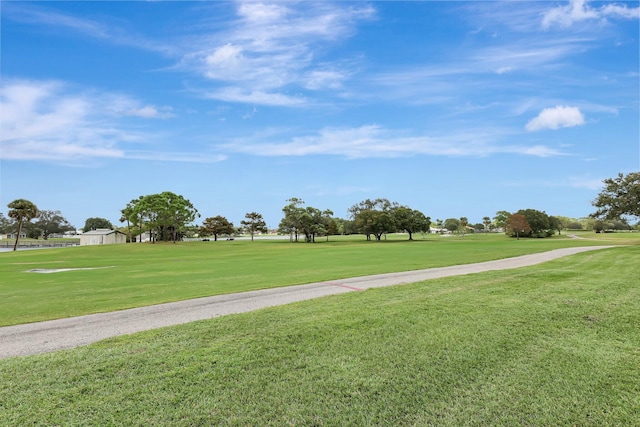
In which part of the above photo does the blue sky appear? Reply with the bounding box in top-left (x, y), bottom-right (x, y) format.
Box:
top-left (1, 0), bottom-right (639, 230)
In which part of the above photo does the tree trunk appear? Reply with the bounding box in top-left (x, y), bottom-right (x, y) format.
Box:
top-left (13, 220), bottom-right (23, 251)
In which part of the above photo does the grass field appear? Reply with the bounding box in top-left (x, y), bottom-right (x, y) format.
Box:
top-left (0, 244), bottom-right (638, 425)
top-left (0, 232), bottom-right (633, 326)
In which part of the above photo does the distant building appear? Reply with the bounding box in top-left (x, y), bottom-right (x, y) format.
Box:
top-left (80, 229), bottom-right (126, 246)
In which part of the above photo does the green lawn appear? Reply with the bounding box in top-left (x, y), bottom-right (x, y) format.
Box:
top-left (1, 245), bottom-right (638, 425)
top-left (0, 233), bottom-right (628, 326)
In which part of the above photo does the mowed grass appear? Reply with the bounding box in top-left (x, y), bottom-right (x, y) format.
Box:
top-left (0, 245), bottom-right (638, 425)
top-left (0, 233), bottom-right (627, 326)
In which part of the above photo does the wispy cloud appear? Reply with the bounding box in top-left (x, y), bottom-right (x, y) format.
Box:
top-left (568, 175), bottom-right (605, 190)
top-left (2, 2), bottom-right (175, 54)
top-left (179, 2), bottom-right (375, 105)
top-left (1, 80), bottom-right (125, 161)
top-left (218, 125), bottom-right (565, 159)
top-left (525, 105), bottom-right (586, 131)
top-left (542, 0), bottom-right (640, 29)
top-left (0, 79), bottom-right (213, 163)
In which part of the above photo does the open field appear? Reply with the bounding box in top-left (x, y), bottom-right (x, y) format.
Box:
top-left (1, 233), bottom-right (634, 326)
top-left (568, 230), bottom-right (640, 244)
top-left (1, 245), bottom-right (638, 425)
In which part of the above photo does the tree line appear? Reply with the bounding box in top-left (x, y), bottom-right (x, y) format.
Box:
top-left (4, 172), bottom-right (639, 249)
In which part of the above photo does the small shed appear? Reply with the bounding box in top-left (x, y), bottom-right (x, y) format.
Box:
top-left (80, 229), bottom-right (126, 246)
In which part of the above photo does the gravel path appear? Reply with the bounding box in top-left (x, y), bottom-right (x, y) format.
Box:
top-left (0, 245), bottom-right (615, 359)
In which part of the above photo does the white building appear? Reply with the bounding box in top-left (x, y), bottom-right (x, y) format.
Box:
top-left (80, 229), bottom-right (126, 246)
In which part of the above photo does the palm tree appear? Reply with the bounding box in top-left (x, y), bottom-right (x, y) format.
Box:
top-left (7, 199), bottom-right (38, 251)
top-left (483, 216), bottom-right (492, 233)
top-left (459, 216), bottom-right (469, 238)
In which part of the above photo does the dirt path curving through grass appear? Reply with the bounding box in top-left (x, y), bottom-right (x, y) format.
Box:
top-left (0, 246), bottom-right (616, 359)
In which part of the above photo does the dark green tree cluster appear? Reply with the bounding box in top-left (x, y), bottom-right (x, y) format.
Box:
top-left (31, 210), bottom-right (74, 240)
top-left (591, 172), bottom-right (639, 221)
top-left (278, 198), bottom-right (334, 243)
top-left (83, 217), bottom-right (114, 232)
top-left (120, 192), bottom-right (199, 243)
top-left (500, 209), bottom-right (560, 238)
top-left (200, 215), bottom-right (235, 241)
top-left (348, 198), bottom-right (430, 241)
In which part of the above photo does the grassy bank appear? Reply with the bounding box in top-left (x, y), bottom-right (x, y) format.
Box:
top-left (1, 245), bottom-right (638, 425)
top-left (0, 233), bottom-right (626, 326)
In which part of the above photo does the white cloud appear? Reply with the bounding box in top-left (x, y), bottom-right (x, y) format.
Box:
top-left (238, 2), bottom-right (287, 23)
top-left (0, 79), bottom-right (195, 163)
top-left (525, 106), bottom-right (585, 131)
top-left (0, 80), bottom-right (122, 161)
top-left (496, 66), bottom-right (514, 75)
top-left (602, 3), bottom-right (640, 19)
top-left (182, 2), bottom-right (375, 105)
top-left (205, 87), bottom-right (306, 106)
top-left (103, 94), bottom-right (175, 119)
top-left (126, 106), bottom-right (174, 119)
top-left (568, 175), bottom-right (604, 190)
top-left (3, 2), bottom-right (174, 55)
top-left (304, 69), bottom-right (348, 90)
top-left (219, 125), bottom-right (564, 159)
top-left (542, 0), bottom-right (639, 29)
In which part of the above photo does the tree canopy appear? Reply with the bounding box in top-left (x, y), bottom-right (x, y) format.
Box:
top-left (482, 216), bottom-right (492, 232)
top-left (7, 199), bottom-right (38, 251)
top-left (200, 216), bottom-right (235, 241)
top-left (506, 213), bottom-right (531, 240)
top-left (591, 172), bottom-right (640, 220)
top-left (33, 210), bottom-right (74, 239)
top-left (392, 206), bottom-right (431, 240)
top-left (279, 198), bottom-right (334, 243)
top-left (516, 208), bottom-right (551, 237)
top-left (241, 212), bottom-right (268, 241)
top-left (122, 192), bottom-right (199, 243)
top-left (444, 218), bottom-right (459, 232)
top-left (493, 211), bottom-right (510, 230)
top-left (83, 217), bottom-right (113, 232)
top-left (349, 198), bottom-right (397, 241)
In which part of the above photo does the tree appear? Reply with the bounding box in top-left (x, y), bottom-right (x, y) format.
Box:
top-left (278, 198), bottom-right (333, 243)
top-left (566, 221), bottom-right (583, 230)
top-left (200, 216), bottom-right (235, 241)
top-left (120, 197), bottom-right (145, 243)
top-left (332, 217), bottom-right (355, 235)
top-left (549, 216), bottom-right (562, 235)
top-left (0, 214), bottom-right (12, 234)
top-left (591, 172), bottom-right (640, 220)
top-left (349, 198), bottom-right (397, 241)
top-left (33, 210), bottom-right (74, 239)
top-left (7, 199), bottom-right (38, 251)
top-left (125, 192), bottom-right (199, 243)
top-left (392, 206), bottom-right (431, 240)
top-left (493, 211), bottom-right (511, 230)
top-left (241, 212), bottom-right (267, 241)
top-left (506, 213), bottom-right (531, 240)
top-left (444, 218), bottom-right (459, 233)
top-left (83, 217), bottom-right (113, 232)
top-left (482, 216), bottom-right (492, 233)
top-left (326, 218), bottom-right (339, 236)
top-left (459, 217), bottom-right (469, 238)
top-left (279, 198), bottom-right (306, 242)
top-left (517, 208), bottom-right (551, 237)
